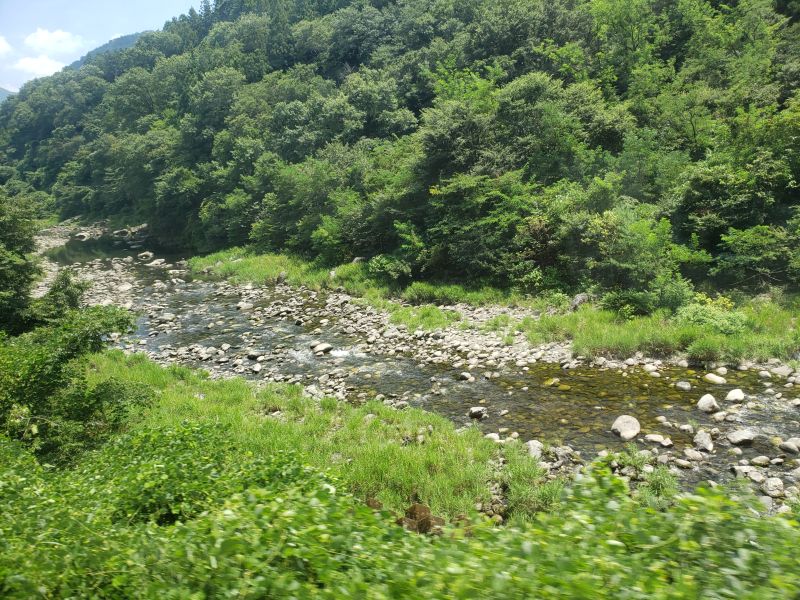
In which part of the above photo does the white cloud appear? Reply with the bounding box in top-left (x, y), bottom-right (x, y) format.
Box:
top-left (14, 55), bottom-right (65, 77)
top-left (0, 35), bottom-right (12, 57)
top-left (24, 28), bottom-right (85, 56)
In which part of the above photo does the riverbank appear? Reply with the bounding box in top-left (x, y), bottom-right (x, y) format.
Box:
top-left (36, 222), bottom-right (800, 510)
top-left (6, 349), bottom-right (800, 598)
top-left (190, 246), bottom-right (800, 366)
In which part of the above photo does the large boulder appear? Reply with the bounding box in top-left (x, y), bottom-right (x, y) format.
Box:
top-left (570, 293), bottom-right (590, 311)
top-left (697, 394), bottom-right (719, 413)
top-left (727, 429), bottom-right (756, 445)
top-left (611, 415), bottom-right (641, 441)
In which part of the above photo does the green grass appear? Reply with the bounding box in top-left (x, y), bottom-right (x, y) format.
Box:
top-left (516, 301), bottom-right (800, 361)
top-left (189, 247), bottom-right (523, 308)
top-left (189, 248), bottom-right (800, 362)
top-left (87, 351), bottom-right (548, 519)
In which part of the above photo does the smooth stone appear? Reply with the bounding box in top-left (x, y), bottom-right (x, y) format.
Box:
top-left (525, 440), bottom-right (544, 459)
top-left (763, 477), bottom-right (785, 498)
top-left (704, 373), bottom-right (727, 385)
top-left (684, 448), bottom-right (705, 461)
top-left (675, 381), bottom-right (692, 391)
top-left (725, 388), bottom-right (745, 402)
top-left (727, 429), bottom-right (756, 445)
top-left (611, 415), bottom-right (641, 441)
top-left (468, 406), bottom-right (488, 419)
top-left (694, 430), bottom-right (714, 452)
top-left (697, 394), bottom-right (719, 413)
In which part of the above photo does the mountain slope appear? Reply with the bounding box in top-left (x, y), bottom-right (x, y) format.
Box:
top-left (0, 87), bottom-right (14, 103)
top-left (0, 0), bottom-right (798, 304)
top-left (69, 32), bottom-right (143, 70)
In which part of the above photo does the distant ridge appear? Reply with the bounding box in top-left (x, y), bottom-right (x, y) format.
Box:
top-left (0, 87), bottom-right (14, 103)
top-left (69, 33), bottom-right (143, 69)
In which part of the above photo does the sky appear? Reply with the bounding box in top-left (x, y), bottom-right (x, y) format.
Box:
top-left (0, 0), bottom-right (198, 91)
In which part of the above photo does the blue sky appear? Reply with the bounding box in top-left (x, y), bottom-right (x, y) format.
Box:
top-left (0, 0), bottom-right (198, 91)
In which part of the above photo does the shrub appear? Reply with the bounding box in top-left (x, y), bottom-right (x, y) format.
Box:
top-left (674, 302), bottom-right (747, 335)
top-left (0, 307), bottom-right (138, 462)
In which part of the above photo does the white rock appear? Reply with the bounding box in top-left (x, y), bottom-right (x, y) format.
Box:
top-left (684, 448), bottom-right (705, 461)
top-left (727, 429), bottom-right (756, 445)
top-left (694, 430), bottom-right (714, 452)
top-left (725, 388), bottom-right (745, 402)
top-left (525, 440), bottom-right (544, 459)
top-left (703, 373), bottom-right (727, 385)
top-left (675, 381), bottom-right (692, 391)
top-left (763, 477), bottom-right (784, 498)
top-left (697, 394), bottom-right (719, 413)
top-left (611, 415), bottom-right (641, 441)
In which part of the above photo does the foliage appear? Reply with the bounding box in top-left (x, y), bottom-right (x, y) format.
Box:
top-left (0, 307), bottom-right (138, 462)
top-left (3, 417), bottom-right (800, 597)
top-left (0, 190), bottom-right (38, 332)
top-left (0, 0), bottom-right (797, 302)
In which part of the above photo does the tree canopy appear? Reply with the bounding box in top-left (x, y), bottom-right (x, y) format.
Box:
top-left (1, 0), bottom-right (798, 304)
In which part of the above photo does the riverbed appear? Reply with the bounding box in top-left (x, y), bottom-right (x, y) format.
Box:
top-left (40, 224), bottom-right (800, 508)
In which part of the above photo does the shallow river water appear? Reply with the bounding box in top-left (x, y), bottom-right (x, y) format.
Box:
top-left (47, 235), bottom-right (800, 491)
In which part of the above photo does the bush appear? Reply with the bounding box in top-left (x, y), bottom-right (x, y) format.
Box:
top-left (0, 307), bottom-right (138, 462)
top-left (674, 302), bottom-right (747, 335)
top-left (3, 432), bottom-right (800, 598)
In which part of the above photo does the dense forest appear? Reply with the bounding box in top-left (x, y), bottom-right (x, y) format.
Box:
top-left (1, 0), bottom-right (798, 312)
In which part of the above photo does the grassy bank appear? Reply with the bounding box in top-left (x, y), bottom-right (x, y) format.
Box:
top-left (87, 351), bottom-right (552, 519)
top-left (190, 248), bottom-right (800, 362)
top-left (4, 352), bottom-right (800, 597)
top-left (188, 247), bottom-right (523, 306)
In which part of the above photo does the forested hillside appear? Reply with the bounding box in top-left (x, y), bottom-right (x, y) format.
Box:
top-left (1, 0), bottom-right (799, 308)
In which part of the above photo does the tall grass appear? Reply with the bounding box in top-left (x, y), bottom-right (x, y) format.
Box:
top-left (518, 302), bottom-right (800, 361)
top-left (88, 351), bottom-right (551, 519)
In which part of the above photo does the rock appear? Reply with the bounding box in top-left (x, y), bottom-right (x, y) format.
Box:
top-left (675, 459), bottom-right (693, 469)
top-left (237, 301), bottom-right (254, 311)
top-left (458, 372), bottom-right (474, 381)
top-left (570, 293), bottom-right (590, 311)
top-left (779, 441), bottom-right (799, 454)
top-left (757, 496), bottom-right (774, 511)
top-left (644, 434), bottom-right (664, 444)
top-left (703, 373), bottom-right (727, 385)
top-left (763, 477), bottom-right (784, 498)
top-left (697, 394), bottom-right (719, 413)
top-left (611, 415), bottom-right (640, 441)
top-left (312, 343), bottom-right (333, 354)
top-left (771, 365), bottom-right (793, 378)
top-left (118, 283), bottom-right (133, 293)
top-left (751, 456), bottom-right (770, 466)
top-left (694, 430), bottom-right (714, 452)
top-left (725, 388), bottom-right (745, 402)
top-left (484, 433), bottom-right (501, 442)
top-left (525, 440), bottom-right (544, 459)
top-left (727, 429), bottom-right (756, 445)
top-left (758, 370), bottom-right (772, 379)
top-left (468, 406), bottom-right (487, 419)
top-left (675, 381), bottom-right (692, 392)
top-left (684, 448), bottom-right (705, 461)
